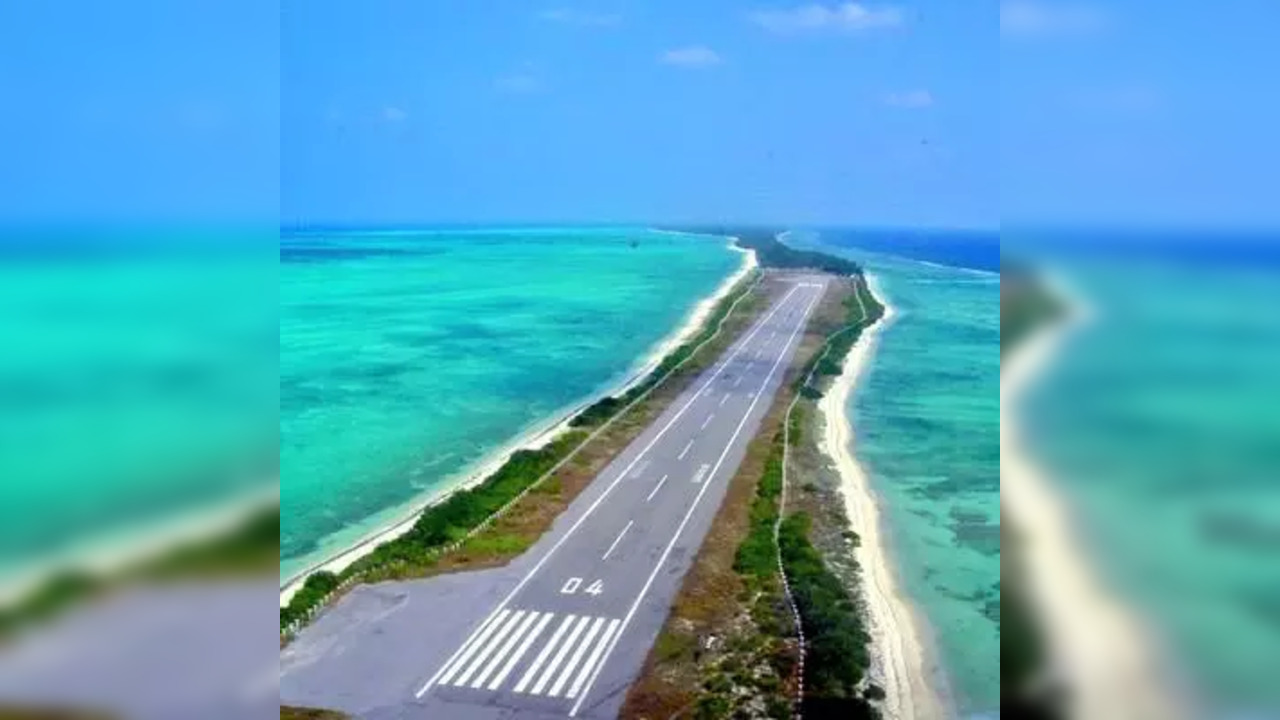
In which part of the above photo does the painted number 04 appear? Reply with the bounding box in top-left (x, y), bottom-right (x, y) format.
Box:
top-left (560, 577), bottom-right (604, 596)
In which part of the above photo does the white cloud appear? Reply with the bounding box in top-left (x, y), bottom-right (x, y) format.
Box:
top-left (495, 74), bottom-right (543, 94)
top-left (659, 46), bottom-right (723, 68)
top-left (1001, 1), bottom-right (1108, 38)
top-left (748, 3), bottom-right (903, 34)
top-left (885, 90), bottom-right (934, 108)
top-left (540, 8), bottom-right (622, 27)
top-left (382, 106), bottom-right (408, 122)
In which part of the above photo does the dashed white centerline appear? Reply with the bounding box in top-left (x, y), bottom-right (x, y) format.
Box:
top-left (732, 375), bottom-right (743, 388)
top-left (700, 413), bottom-right (714, 430)
top-left (645, 474), bottom-right (669, 502)
top-left (601, 521), bottom-right (634, 561)
top-left (718, 393), bottom-right (730, 407)
top-left (677, 439), bottom-right (694, 460)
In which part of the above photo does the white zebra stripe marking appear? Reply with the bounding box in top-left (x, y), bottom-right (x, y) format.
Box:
top-left (470, 611), bottom-right (540, 688)
top-left (531, 616), bottom-right (590, 695)
top-left (567, 619), bottom-right (620, 700)
top-left (436, 609), bottom-right (509, 686)
top-left (453, 610), bottom-right (526, 687)
top-left (488, 612), bottom-right (553, 690)
top-left (514, 615), bottom-right (576, 694)
top-left (549, 617), bottom-right (605, 697)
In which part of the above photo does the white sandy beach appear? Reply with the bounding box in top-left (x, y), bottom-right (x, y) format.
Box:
top-left (816, 274), bottom-right (946, 720)
top-left (0, 484), bottom-right (279, 607)
top-left (280, 240), bottom-right (757, 604)
top-left (1001, 280), bottom-right (1187, 720)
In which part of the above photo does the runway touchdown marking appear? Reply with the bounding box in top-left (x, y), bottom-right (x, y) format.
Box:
top-left (436, 610), bottom-right (620, 700)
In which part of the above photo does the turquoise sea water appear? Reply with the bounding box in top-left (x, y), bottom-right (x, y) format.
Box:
top-left (279, 227), bottom-right (739, 580)
top-left (0, 238), bottom-right (277, 584)
top-left (789, 231), bottom-right (1001, 715)
top-left (1018, 240), bottom-right (1280, 716)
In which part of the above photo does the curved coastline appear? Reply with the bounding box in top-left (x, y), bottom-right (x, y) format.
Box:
top-left (280, 239), bottom-right (757, 604)
top-left (1001, 275), bottom-right (1187, 720)
top-left (816, 273), bottom-right (948, 720)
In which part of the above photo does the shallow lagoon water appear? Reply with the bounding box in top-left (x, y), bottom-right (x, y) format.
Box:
top-left (279, 227), bottom-right (738, 579)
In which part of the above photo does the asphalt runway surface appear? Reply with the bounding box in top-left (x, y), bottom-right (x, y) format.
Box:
top-left (281, 273), bottom-right (828, 719)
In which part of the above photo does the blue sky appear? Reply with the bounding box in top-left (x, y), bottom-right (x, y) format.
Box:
top-left (4, 2), bottom-right (1280, 229)
top-left (0, 1), bottom-right (278, 225)
top-left (1003, 0), bottom-right (1280, 229)
top-left (282, 1), bottom-right (997, 228)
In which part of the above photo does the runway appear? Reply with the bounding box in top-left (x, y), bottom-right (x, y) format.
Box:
top-left (280, 274), bottom-right (828, 719)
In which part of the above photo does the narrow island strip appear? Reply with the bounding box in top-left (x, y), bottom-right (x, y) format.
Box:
top-left (622, 233), bottom-right (939, 720)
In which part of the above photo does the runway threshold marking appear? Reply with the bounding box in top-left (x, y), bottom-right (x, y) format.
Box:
top-left (645, 474), bottom-right (669, 502)
top-left (569, 285), bottom-right (824, 717)
top-left (417, 285), bottom-right (805, 699)
top-left (601, 521), bottom-right (634, 561)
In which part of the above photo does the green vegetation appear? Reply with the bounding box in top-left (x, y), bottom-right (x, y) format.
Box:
top-left (1001, 261), bottom-right (1062, 355)
top-left (1000, 263), bottom-right (1064, 718)
top-left (280, 431), bottom-right (586, 629)
top-left (779, 513), bottom-right (877, 717)
top-left (571, 272), bottom-right (758, 427)
top-left (795, 275), bottom-right (885, 398)
top-left (733, 232), bottom-right (863, 276)
top-left (282, 271), bottom-right (761, 634)
top-left (1, 505), bottom-right (279, 641)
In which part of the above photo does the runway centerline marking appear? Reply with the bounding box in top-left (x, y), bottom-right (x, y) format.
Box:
top-left (677, 439), bottom-right (694, 460)
top-left (570, 284), bottom-right (824, 717)
top-left (645, 474), bottom-right (669, 502)
top-left (417, 284), bottom-right (804, 699)
top-left (601, 521), bottom-right (634, 561)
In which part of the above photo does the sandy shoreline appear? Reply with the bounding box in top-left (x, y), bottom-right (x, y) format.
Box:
top-left (0, 484), bottom-right (279, 606)
top-left (1001, 278), bottom-right (1186, 720)
top-left (279, 239), bottom-right (757, 604)
top-left (816, 273), bottom-right (947, 720)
